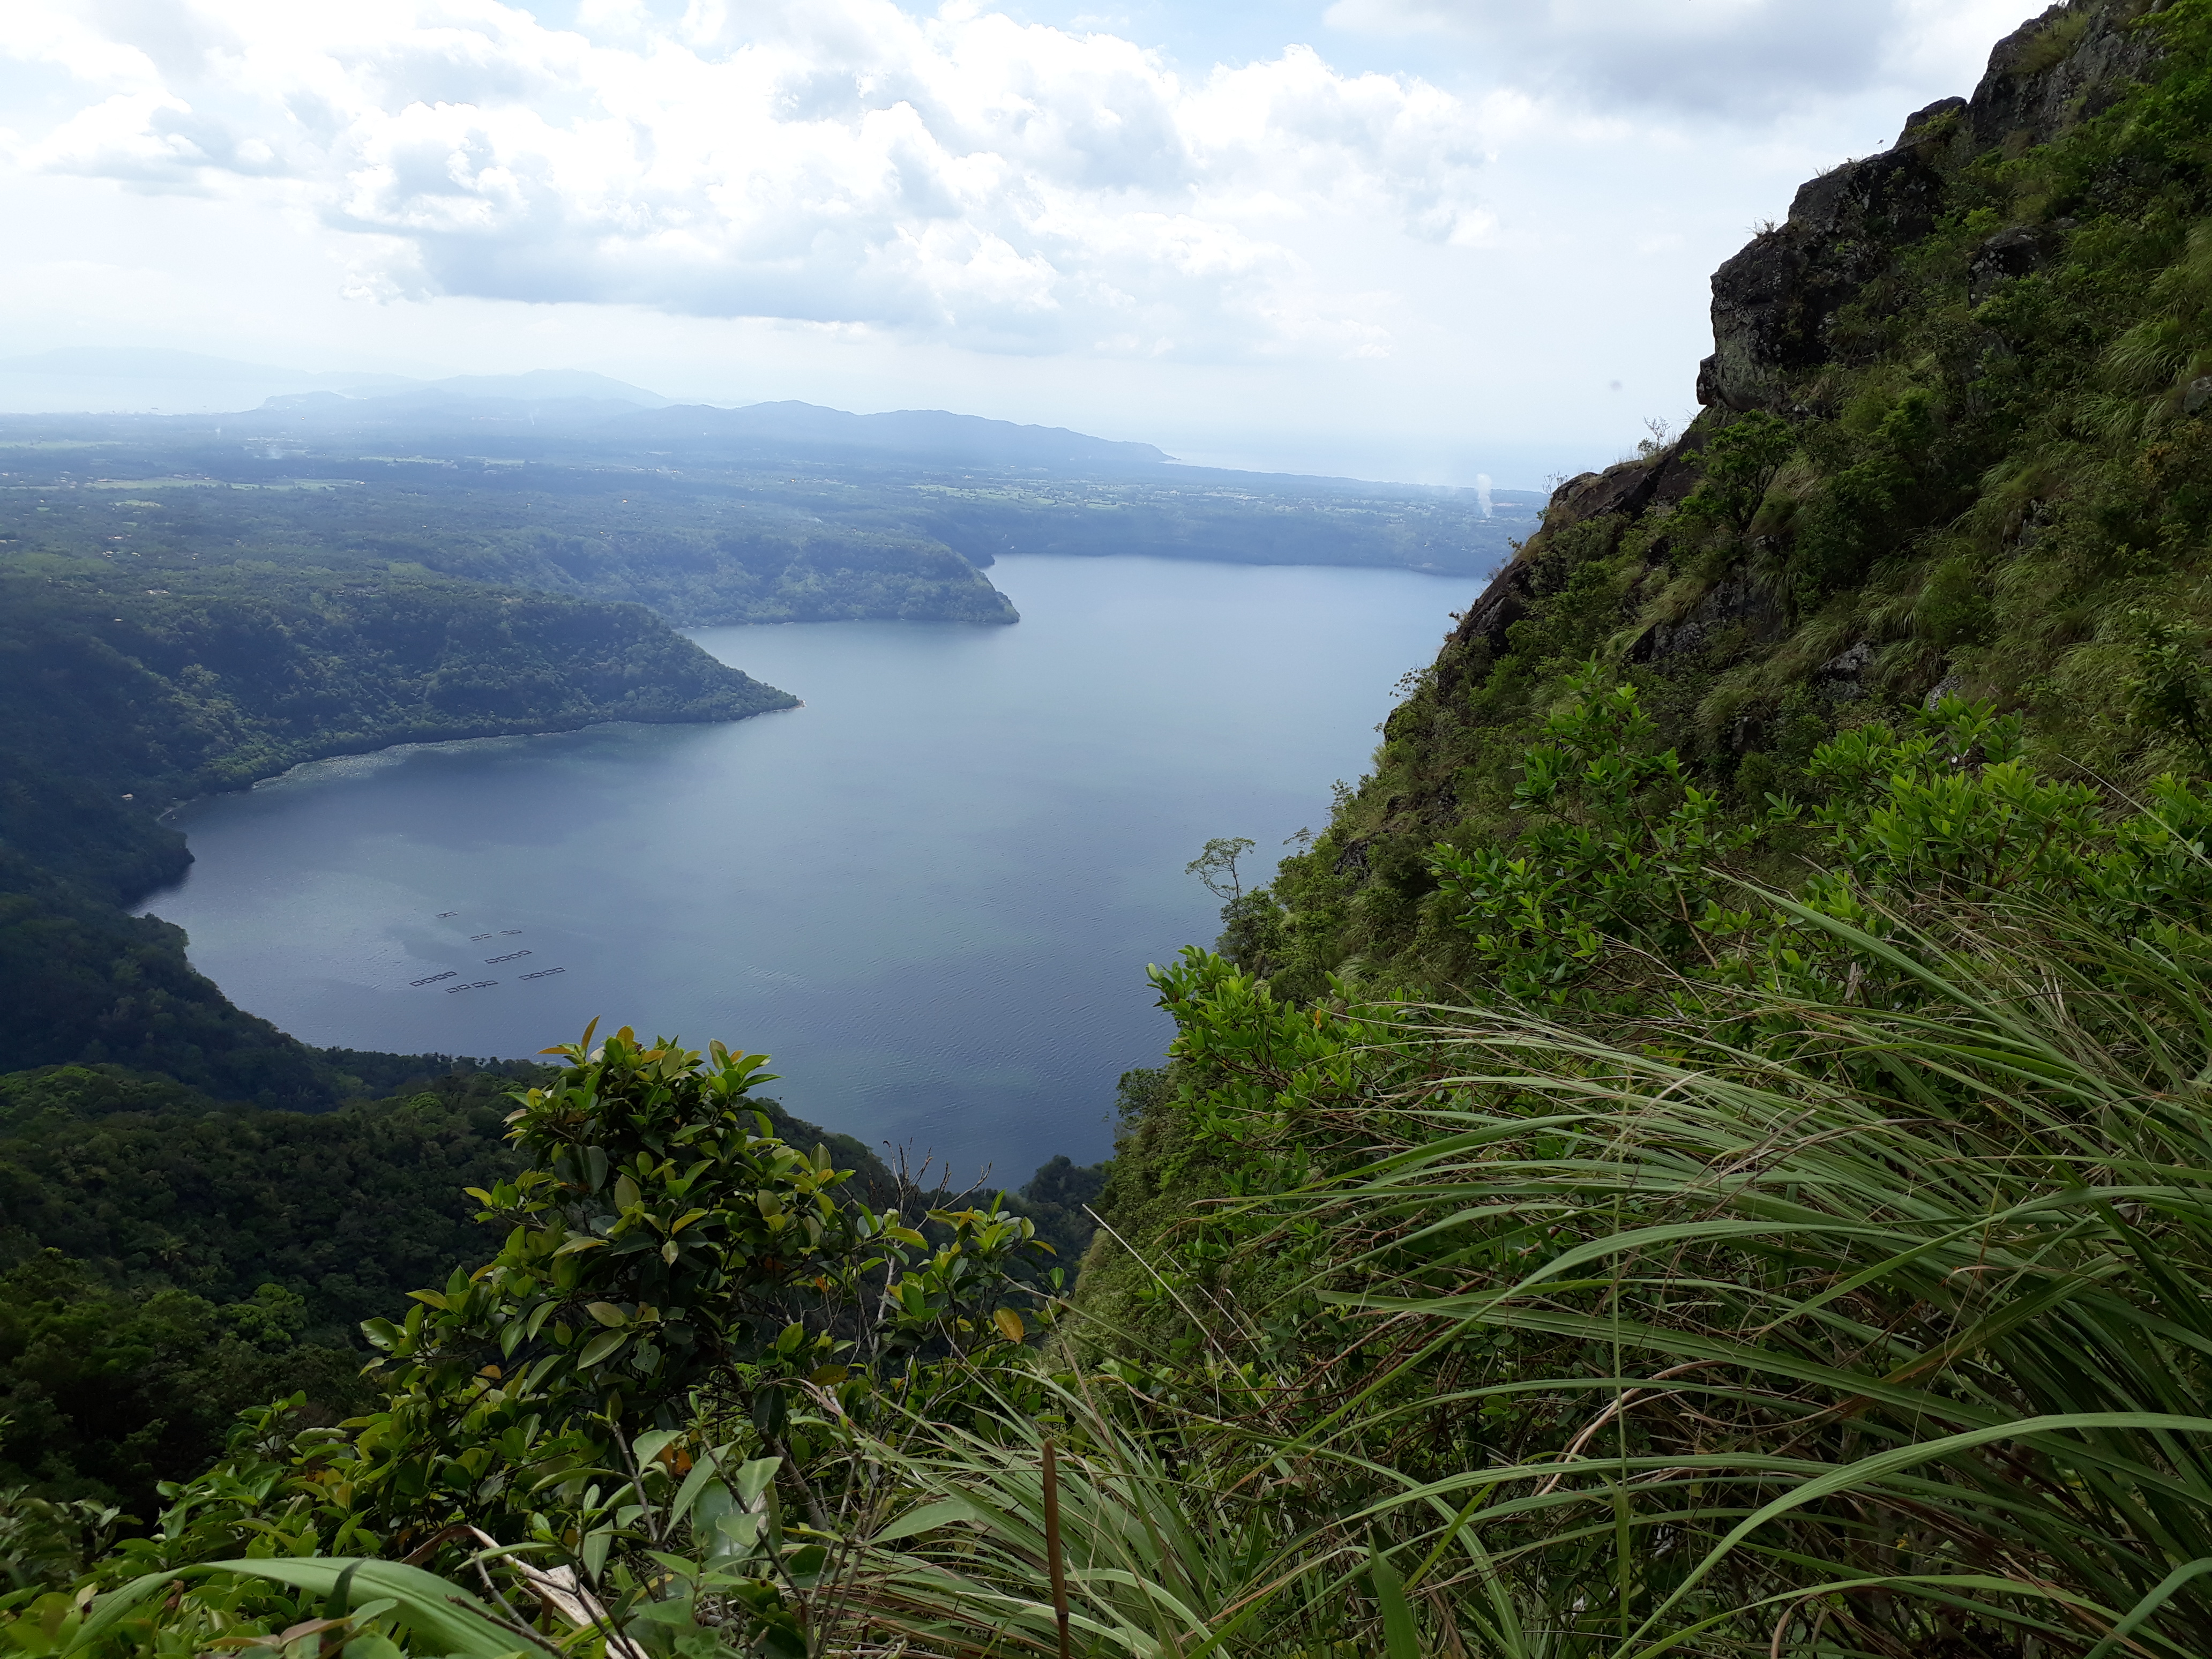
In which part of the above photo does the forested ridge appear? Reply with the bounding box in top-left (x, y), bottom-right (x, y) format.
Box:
top-left (17, 3), bottom-right (2212, 1657)
top-left (0, 414), bottom-right (1527, 631)
top-left (0, 446), bottom-right (1019, 627)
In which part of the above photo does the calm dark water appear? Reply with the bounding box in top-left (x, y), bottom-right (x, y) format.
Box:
top-left (141, 555), bottom-right (1469, 1182)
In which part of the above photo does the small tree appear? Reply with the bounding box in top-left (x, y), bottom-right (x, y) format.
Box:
top-left (1678, 410), bottom-right (1797, 533)
top-left (1186, 836), bottom-right (1255, 903)
top-left (340, 1025), bottom-right (1047, 1548)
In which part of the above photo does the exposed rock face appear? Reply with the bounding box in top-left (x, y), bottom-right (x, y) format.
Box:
top-left (1450, 558), bottom-right (1536, 659)
top-left (1699, 0), bottom-right (2170, 415)
top-left (1814, 638), bottom-right (1876, 701)
top-left (1545, 460), bottom-right (1666, 531)
top-left (1969, 225), bottom-right (2064, 301)
top-left (1627, 577), bottom-right (1789, 666)
top-left (1969, 0), bottom-right (2171, 150)
top-left (1547, 437), bottom-right (1709, 533)
top-left (1701, 138), bottom-right (1950, 413)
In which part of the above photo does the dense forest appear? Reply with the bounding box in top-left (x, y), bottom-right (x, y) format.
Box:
top-left (17, 2), bottom-right (2212, 1657)
top-left (0, 1057), bottom-right (1098, 1522)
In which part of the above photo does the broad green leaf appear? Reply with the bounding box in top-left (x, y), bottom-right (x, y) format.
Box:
top-left (1369, 1546), bottom-right (1419, 1659)
top-left (578, 1329), bottom-right (629, 1367)
top-left (875, 1499), bottom-right (972, 1543)
top-left (582, 1527), bottom-right (612, 1582)
top-left (733, 1457), bottom-right (782, 1506)
top-left (712, 1512), bottom-right (765, 1561)
top-left (669, 1458), bottom-right (726, 1527)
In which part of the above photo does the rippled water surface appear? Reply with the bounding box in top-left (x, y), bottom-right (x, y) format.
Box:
top-left (143, 555), bottom-right (1471, 1180)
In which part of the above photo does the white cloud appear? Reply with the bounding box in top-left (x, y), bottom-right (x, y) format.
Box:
top-left (1322, 0), bottom-right (2043, 121)
top-left (2, 0), bottom-right (1505, 358)
top-left (0, 0), bottom-right (2068, 487)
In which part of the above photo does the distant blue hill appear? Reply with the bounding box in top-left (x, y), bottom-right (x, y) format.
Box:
top-left (623, 400), bottom-right (1174, 469)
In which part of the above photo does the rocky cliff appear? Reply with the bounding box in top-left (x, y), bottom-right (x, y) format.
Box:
top-left (1236, 0), bottom-right (2212, 997)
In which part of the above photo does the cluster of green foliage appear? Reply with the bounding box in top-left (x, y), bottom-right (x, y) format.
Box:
top-left (1011, 653), bottom-right (2212, 1655)
top-left (0, 1025), bottom-right (1084, 1657)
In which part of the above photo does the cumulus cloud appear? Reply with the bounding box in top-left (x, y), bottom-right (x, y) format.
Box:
top-left (1, 0), bottom-right (1504, 358)
top-left (1322, 0), bottom-right (2041, 120)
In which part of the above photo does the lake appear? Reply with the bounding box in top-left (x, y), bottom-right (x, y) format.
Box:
top-left (140, 554), bottom-right (1472, 1184)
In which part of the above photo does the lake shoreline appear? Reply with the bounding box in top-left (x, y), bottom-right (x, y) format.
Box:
top-left (138, 556), bottom-right (1472, 1180)
top-left (148, 703), bottom-right (808, 832)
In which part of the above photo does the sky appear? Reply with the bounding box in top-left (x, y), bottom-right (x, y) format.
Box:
top-left (0, 0), bottom-right (2049, 487)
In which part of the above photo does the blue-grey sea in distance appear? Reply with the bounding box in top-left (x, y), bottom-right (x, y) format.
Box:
top-left (138, 554), bottom-right (1474, 1184)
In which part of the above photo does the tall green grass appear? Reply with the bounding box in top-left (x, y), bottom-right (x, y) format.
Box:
top-left (854, 903), bottom-right (2212, 1656)
top-left (42, 902), bottom-right (2212, 1657)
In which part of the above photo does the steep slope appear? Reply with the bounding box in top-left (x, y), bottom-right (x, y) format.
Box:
top-left (1048, 16), bottom-right (2212, 1646)
top-left (1230, 0), bottom-right (2212, 1000)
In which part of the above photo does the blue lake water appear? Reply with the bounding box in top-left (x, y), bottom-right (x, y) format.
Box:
top-left (140, 554), bottom-right (1471, 1184)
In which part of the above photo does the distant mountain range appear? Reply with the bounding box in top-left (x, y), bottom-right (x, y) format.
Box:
top-left (0, 347), bottom-right (1536, 498)
top-left (244, 386), bottom-right (1175, 470)
top-left (626, 400), bottom-right (1173, 469)
top-left (0, 349), bottom-right (1170, 470)
top-left (260, 368), bottom-right (677, 411)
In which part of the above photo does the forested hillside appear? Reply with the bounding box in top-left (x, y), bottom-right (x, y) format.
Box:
top-left (1066, 2), bottom-right (2212, 1651)
top-left (1219, 0), bottom-right (2212, 1001)
top-left (0, 558), bottom-right (792, 1097)
top-left (20, 4), bottom-right (2212, 1658)
top-left (0, 1057), bottom-right (1101, 1520)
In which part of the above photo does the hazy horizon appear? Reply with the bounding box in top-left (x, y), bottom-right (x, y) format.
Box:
top-left (3, 0), bottom-right (2052, 490)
